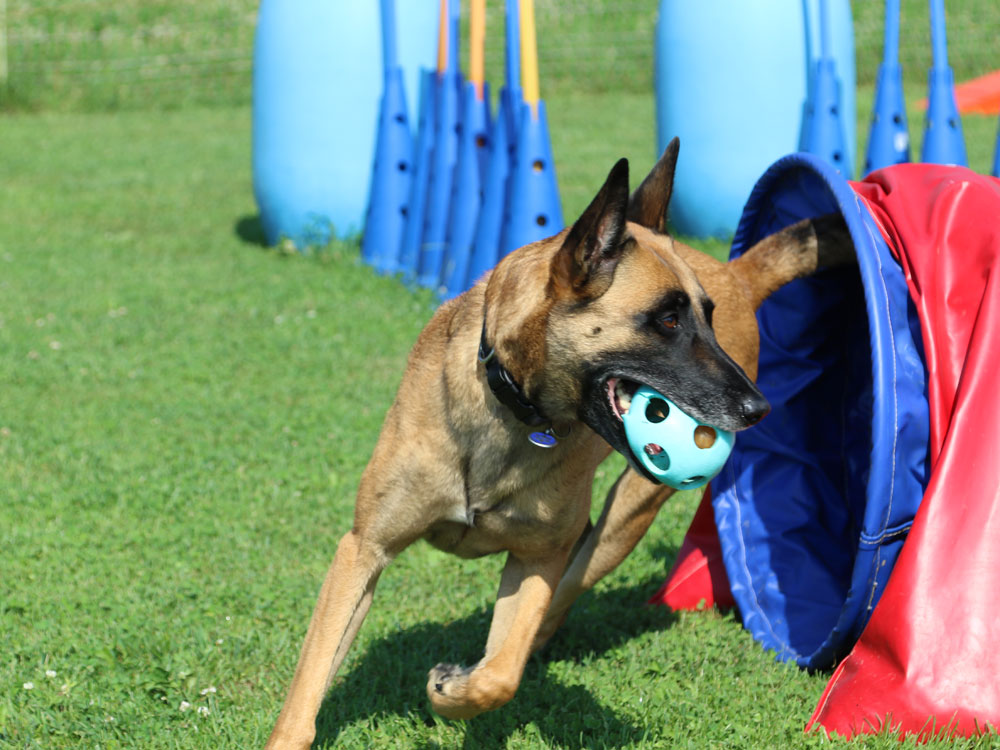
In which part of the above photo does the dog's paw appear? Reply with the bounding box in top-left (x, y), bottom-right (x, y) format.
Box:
top-left (426, 662), bottom-right (481, 720)
top-left (429, 662), bottom-right (471, 693)
top-left (426, 660), bottom-right (518, 720)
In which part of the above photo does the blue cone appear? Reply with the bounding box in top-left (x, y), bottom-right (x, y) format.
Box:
top-left (801, 58), bottom-right (849, 174)
top-left (466, 84), bottom-right (522, 289)
top-left (439, 82), bottom-right (492, 301)
top-left (864, 61), bottom-right (910, 173)
top-left (500, 100), bottom-right (563, 256)
top-left (993, 115), bottom-right (1000, 178)
top-left (922, 0), bottom-right (967, 167)
top-left (362, 67), bottom-right (413, 271)
top-left (398, 69), bottom-right (436, 283)
top-left (418, 70), bottom-right (462, 289)
top-left (921, 66), bottom-right (967, 166)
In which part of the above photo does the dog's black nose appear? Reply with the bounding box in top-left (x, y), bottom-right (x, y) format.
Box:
top-left (741, 393), bottom-right (770, 426)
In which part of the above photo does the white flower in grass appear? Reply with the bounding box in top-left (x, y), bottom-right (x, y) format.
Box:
top-left (200, 686), bottom-right (217, 696)
top-left (197, 706), bottom-right (210, 716)
top-left (179, 700), bottom-right (192, 712)
top-left (23, 681), bottom-right (34, 690)
top-left (45, 669), bottom-right (57, 678)
top-left (49, 340), bottom-right (62, 350)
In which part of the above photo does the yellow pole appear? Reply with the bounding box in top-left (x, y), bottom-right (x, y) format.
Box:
top-left (469, 0), bottom-right (486, 100)
top-left (436, 0), bottom-right (448, 74)
top-left (519, 0), bottom-right (540, 117)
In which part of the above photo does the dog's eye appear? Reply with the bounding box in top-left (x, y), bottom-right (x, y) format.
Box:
top-left (660, 313), bottom-right (679, 330)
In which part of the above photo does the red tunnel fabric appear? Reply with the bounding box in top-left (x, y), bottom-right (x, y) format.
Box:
top-left (809, 164), bottom-right (1000, 739)
top-left (648, 486), bottom-right (735, 611)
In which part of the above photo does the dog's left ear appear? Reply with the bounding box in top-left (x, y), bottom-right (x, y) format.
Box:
top-left (626, 136), bottom-right (679, 234)
top-left (551, 157), bottom-right (630, 300)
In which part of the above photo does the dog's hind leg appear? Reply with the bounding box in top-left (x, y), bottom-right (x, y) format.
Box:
top-left (426, 548), bottom-right (571, 719)
top-left (533, 468), bottom-right (673, 651)
top-left (729, 213), bottom-right (854, 310)
top-left (265, 529), bottom-right (388, 750)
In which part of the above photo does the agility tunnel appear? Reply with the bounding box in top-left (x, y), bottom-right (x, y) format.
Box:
top-left (654, 153), bottom-right (1000, 739)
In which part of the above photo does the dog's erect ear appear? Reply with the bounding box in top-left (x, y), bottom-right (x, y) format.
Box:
top-left (551, 157), bottom-right (630, 300)
top-left (626, 136), bottom-right (679, 234)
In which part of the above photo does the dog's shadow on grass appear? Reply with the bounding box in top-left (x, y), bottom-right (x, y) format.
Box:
top-left (312, 555), bottom-right (680, 748)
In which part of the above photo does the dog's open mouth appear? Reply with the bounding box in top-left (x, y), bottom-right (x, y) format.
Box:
top-left (607, 377), bottom-right (639, 422)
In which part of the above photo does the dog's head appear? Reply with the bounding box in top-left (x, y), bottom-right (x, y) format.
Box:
top-left (483, 139), bottom-right (768, 476)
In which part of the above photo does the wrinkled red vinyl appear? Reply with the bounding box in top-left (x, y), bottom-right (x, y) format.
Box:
top-left (809, 164), bottom-right (1000, 739)
top-left (648, 487), bottom-right (734, 611)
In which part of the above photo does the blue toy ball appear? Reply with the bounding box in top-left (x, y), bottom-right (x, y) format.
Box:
top-left (622, 385), bottom-right (735, 490)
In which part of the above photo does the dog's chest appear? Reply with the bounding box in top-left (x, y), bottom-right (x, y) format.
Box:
top-left (423, 455), bottom-right (591, 559)
top-left (423, 495), bottom-right (561, 559)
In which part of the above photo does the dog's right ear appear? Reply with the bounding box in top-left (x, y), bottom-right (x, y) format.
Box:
top-left (551, 157), bottom-right (630, 300)
top-left (626, 137), bottom-right (679, 234)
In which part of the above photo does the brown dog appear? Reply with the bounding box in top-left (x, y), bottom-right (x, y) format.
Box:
top-left (265, 139), bottom-right (851, 748)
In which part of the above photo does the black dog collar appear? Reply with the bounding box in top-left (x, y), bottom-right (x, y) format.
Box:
top-left (478, 323), bottom-right (563, 447)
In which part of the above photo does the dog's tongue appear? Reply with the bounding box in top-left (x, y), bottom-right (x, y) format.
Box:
top-left (644, 443), bottom-right (664, 456)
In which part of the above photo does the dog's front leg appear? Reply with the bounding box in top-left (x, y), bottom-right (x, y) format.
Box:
top-left (265, 530), bottom-right (387, 750)
top-left (534, 468), bottom-right (673, 650)
top-left (426, 549), bottom-right (570, 719)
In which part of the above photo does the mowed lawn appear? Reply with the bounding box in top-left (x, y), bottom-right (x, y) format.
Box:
top-left (2, 96), bottom-right (998, 749)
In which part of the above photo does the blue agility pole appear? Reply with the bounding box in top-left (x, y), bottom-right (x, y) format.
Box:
top-left (921, 0), bottom-right (967, 165)
top-left (993, 114), bottom-right (1000, 177)
top-left (440, 0), bottom-right (492, 300)
top-left (397, 68), bottom-right (437, 283)
top-left (418, 0), bottom-right (462, 290)
top-left (864, 0), bottom-right (910, 173)
top-left (499, 0), bottom-right (562, 256)
top-left (362, 0), bottom-right (413, 272)
top-left (800, 0), bottom-right (849, 174)
top-left (466, 0), bottom-right (523, 288)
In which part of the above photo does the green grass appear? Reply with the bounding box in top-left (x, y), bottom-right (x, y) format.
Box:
top-left (2, 95), bottom-right (1000, 749)
top-left (7, 0), bottom-right (1000, 112)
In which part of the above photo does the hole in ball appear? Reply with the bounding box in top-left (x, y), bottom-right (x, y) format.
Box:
top-left (693, 425), bottom-right (717, 449)
top-left (645, 398), bottom-right (669, 423)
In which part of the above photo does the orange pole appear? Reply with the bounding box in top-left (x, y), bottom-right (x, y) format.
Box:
top-left (469, 0), bottom-right (486, 99)
top-left (519, 0), bottom-right (540, 117)
top-left (436, 0), bottom-right (448, 74)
